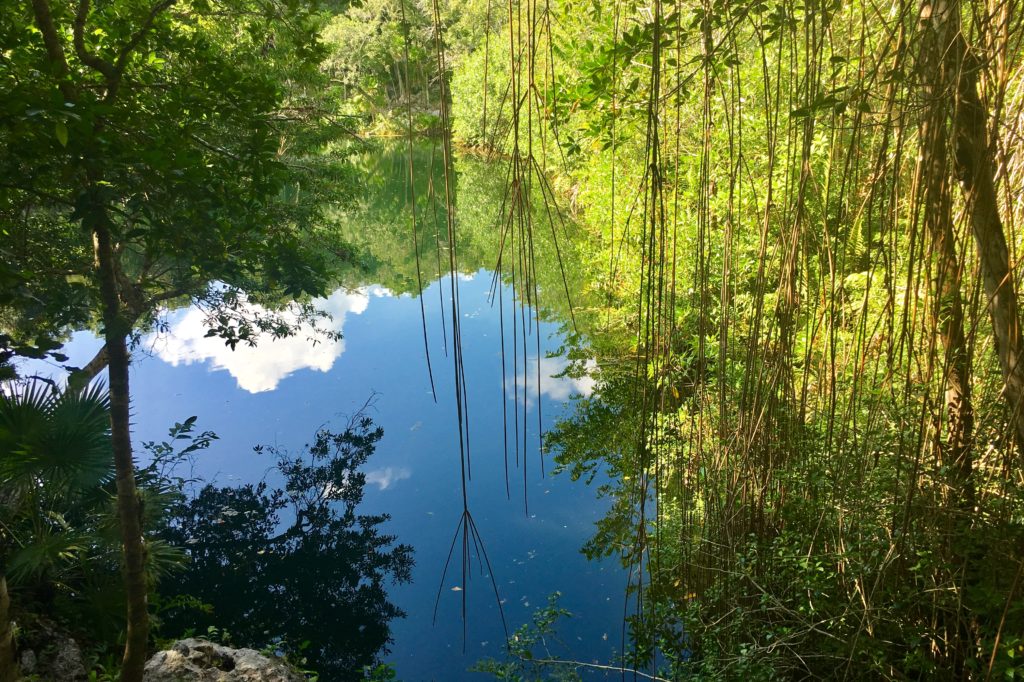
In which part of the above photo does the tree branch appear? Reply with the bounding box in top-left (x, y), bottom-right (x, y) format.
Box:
top-left (28, 0), bottom-right (75, 100)
top-left (113, 0), bottom-right (177, 78)
top-left (73, 0), bottom-right (177, 102)
top-left (67, 343), bottom-right (109, 393)
top-left (143, 285), bottom-right (196, 311)
top-left (0, 182), bottom-right (75, 207)
top-left (66, 283), bottom-right (195, 393)
top-left (73, 0), bottom-right (116, 81)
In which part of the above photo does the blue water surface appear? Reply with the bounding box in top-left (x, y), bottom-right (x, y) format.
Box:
top-left (31, 269), bottom-right (629, 680)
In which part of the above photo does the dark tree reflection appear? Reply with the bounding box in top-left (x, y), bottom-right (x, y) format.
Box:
top-left (161, 416), bottom-right (413, 680)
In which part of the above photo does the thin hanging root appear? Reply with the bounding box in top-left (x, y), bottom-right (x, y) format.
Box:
top-left (426, 146), bottom-right (449, 358)
top-left (399, 0), bottom-right (437, 404)
top-left (426, 0), bottom-right (515, 648)
top-left (529, 155), bottom-right (578, 332)
top-left (432, 510), bottom-right (509, 649)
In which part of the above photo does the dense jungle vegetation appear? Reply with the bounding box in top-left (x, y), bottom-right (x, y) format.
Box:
top-left (2, 0), bottom-right (1024, 678)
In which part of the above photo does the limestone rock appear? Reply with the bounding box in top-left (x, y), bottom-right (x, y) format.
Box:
top-left (13, 614), bottom-right (86, 679)
top-left (19, 649), bottom-right (36, 675)
top-left (143, 638), bottom-right (306, 682)
top-left (19, 633), bottom-right (86, 680)
top-left (49, 635), bottom-right (87, 681)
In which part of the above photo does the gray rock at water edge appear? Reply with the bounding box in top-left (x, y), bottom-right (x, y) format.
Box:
top-left (18, 649), bottom-right (36, 675)
top-left (19, 636), bottom-right (87, 680)
top-left (143, 639), bottom-right (306, 682)
top-left (51, 636), bottom-right (87, 681)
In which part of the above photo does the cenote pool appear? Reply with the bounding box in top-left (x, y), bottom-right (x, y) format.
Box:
top-left (23, 145), bottom-right (631, 680)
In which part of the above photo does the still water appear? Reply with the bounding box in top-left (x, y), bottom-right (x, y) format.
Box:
top-left (31, 147), bottom-right (629, 679)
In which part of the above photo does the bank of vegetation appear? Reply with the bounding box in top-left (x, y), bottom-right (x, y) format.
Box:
top-left (445, 0), bottom-right (1024, 677)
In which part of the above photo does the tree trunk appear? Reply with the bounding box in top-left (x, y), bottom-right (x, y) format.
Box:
top-left (918, 0), bottom-right (979, 671)
top-left (919, 0), bottom-right (976, 516)
top-left (93, 222), bottom-right (149, 682)
top-left (26, 3), bottom-right (157, 677)
top-left (0, 574), bottom-right (17, 682)
top-left (950, 35), bottom-right (1024, 458)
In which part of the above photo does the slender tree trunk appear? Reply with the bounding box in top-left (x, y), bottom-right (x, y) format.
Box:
top-left (919, 0), bottom-right (976, 512)
top-left (0, 574), bottom-right (17, 682)
top-left (949, 35), bottom-right (1024, 458)
top-left (93, 222), bottom-right (149, 682)
top-left (918, 0), bottom-right (979, 670)
top-left (930, 211), bottom-right (976, 514)
top-left (27, 2), bottom-right (161, 677)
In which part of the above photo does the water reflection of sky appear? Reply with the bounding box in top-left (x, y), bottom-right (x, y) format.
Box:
top-left (147, 286), bottom-right (384, 393)
top-left (25, 271), bottom-right (628, 680)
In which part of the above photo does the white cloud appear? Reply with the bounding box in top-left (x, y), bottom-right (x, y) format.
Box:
top-left (147, 287), bottom-right (383, 393)
top-left (508, 356), bottom-right (597, 408)
top-left (364, 466), bottom-right (412, 491)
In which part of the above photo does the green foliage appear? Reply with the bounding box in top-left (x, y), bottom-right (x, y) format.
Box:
top-left (0, 0), bottom-right (360, 374)
top-left (322, 0), bottom-right (434, 121)
top-left (4, 0), bottom-right (1024, 677)
top-left (450, 27), bottom-right (512, 146)
top-left (0, 382), bottom-right (113, 498)
top-left (472, 593), bottom-right (583, 681)
top-left (322, 0), bottom-right (497, 132)
top-left (363, 663), bottom-right (399, 680)
top-left (0, 394), bottom-right (227, 674)
top-left (440, 0), bottom-right (1024, 676)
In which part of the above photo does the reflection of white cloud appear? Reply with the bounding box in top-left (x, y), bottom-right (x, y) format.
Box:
top-left (148, 288), bottom-right (384, 393)
top-left (364, 466), bottom-right (411, 491)
top-left (509, 356), bottom-right (597, 408)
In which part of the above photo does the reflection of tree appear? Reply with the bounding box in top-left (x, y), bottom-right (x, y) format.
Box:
top-left (161, 417), bottom-right (413, 680)
top-left (331, 144), bottom-right (587, 328)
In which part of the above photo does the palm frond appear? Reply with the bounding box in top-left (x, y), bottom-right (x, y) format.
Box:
top-left (6, 527), bottom-right (91, 583)
top-left (45, 384), bottom-right (114, 490)
top-left (0, 380), bottom-right (113, 495)
top-left (145, 538), bottom-right (188, 580)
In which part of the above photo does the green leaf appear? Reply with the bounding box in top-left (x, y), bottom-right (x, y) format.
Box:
top-left (55, 120), bottom-right (68, 147)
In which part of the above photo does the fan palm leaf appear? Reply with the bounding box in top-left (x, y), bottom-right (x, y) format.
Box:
top-left (5, 525), bottom-right (92, 582)
top-left (0, 381), bottom-right (114, 499)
